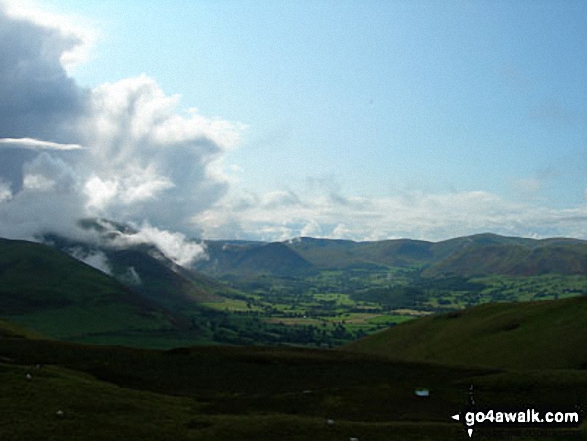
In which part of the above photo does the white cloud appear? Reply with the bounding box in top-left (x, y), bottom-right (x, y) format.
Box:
top-left (119, 266), bottom-right (141, 286)
top-left (108, 224), bottom-right (207, 267)
top-left (300, 219), bottom-right (322, 238)
top-left (0, 153), bottom-right (87, 242)
top-left (0, 180), bottom-right (11, 202)
top-left (84, 176), bottom-right (119, 211)
top-left (0, 138), bottom-right (83, 150)
top-left (77, 75), bottom-right (244, 232)
top-left (194, 187), bottom-right (587, 242)
top-left (68, 247), bottom-right (112, 275)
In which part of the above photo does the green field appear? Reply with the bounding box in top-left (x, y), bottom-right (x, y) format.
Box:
top-left (196, 268), bottom-right (587, 347)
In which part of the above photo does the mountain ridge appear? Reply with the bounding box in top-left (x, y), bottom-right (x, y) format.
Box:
top-left (195, 232), bottom-right (587, 277)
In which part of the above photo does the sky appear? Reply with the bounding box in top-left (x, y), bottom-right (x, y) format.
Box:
top-left (0, 0), bottom-right (586, 249)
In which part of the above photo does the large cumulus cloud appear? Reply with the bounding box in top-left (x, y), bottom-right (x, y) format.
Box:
top-left (0, 2), bottom-right (243, 265)
top-left (78, 75), bottom-right (243, 231)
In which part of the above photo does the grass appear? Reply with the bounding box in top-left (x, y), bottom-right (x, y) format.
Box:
top-left (345, 295), bottom-right (587, 370)
top-left (202, 298), bottom-right (263, 312)
top-left (0, 361), bottom-right (204, 441)
top-left (1, 317), bottom-right (586, 440)
top-left (1, 354), bottom-right (471, 440)
top-left (7, 304), bottom-right (170, 340)
top-left (0, 239), bottom-right (188, 346)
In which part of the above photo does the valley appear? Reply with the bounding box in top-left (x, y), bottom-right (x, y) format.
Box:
top-left (3, 232), bottom-right (587, 349)
top-left (200, 268), bottom-right (587, 347)
top-left (1, 232), bottom-right (587, 439)
top-left (192, 233), bottom-right (587, 347)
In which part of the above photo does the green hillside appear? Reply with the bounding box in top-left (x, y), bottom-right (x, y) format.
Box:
top-left (0, 239), bottom-right (182, 344)
top-left (0, 317), bottom-right (46, 339)
top-left (288, 236), bottom-right (480, 269)
top-left (344, 295), bottom-right (587, 370)
top-left (104, 247), bottom-right (225, 308)
top-left (423, 239), bottom-right (587, 277)
top-left (45, 229), bottom-right (229, 308)
top-left (1, 320), bottom-right (586, 440)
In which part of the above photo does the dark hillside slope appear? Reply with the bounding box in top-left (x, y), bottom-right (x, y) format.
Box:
top-left (196, 241), bottom-right (314, 276)
top-left (0, 317), bottom-right (46, 339)
top-left (344, 295), bottom-right (587, 369)
top-left (44, 231), bottom-right (228, 307)
top-left (0, 239), bottom-right (149, 313)
top-left (104, 247), bottom-right (225, 308)
top-left (0, 238), bottom-right (178, 341)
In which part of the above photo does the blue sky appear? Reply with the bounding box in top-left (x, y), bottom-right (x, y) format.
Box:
top-left (59, 1), bottom-right (587, 199)
top-left (1, 0), bottom-right (586, 242)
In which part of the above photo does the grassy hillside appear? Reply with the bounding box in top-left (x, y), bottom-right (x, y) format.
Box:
top-left (423, 240), bottom-right (587, 277)
top-left (0, 239), bottom-right (188, 345)
top-left (0, 317), bottom-right (46, 339)
top-left (45, 231), bottom-right (229, 307)
top-left (1, 321), bottom-right (586, 440)
top-left (196, 240), bottom-right (314, 276)
top-left (345, 295), bottom-right (587, 370)
top-left (0, 239), bottom-right (145, 313)
top-left (104, 246), bottom-right (225, 308)
top-left (286, 237), bottom-right (452, 269)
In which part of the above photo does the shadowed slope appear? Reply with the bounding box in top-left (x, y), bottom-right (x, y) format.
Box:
top-left (0, 238), bottom-right (179, 342)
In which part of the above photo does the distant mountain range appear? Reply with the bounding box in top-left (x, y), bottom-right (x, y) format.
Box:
top-left (197, 233), bottom-right (587, 277)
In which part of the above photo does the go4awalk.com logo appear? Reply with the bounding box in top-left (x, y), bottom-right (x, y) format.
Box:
top-left (451, 408), bottom-right (581, 437)
top-left (450, 385), bottom-right (583, 437)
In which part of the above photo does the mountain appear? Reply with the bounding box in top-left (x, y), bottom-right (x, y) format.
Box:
top-left (44, 231), bottom-right (229, 309)
top-left (197, 236), bottom-right (457, 275)
top-left (284, 234), bottom-right (524, 270)
top-left (0, 238), bottom-right (180, 343)
top-left (422, 236), bottom-right (587, 277)
top-left (195, 240), bottom-right (314, 276)
top-left (97, 246), bottom-right (225, 307)
top-left (344, 294), bottom-right (587, 370)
